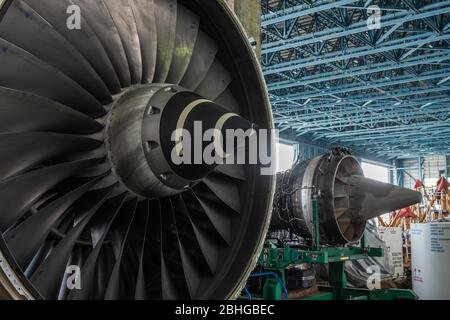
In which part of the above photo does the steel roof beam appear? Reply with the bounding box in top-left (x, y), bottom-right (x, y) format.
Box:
top-left (263, 33), bottom-right (450, 75)
top-left (325, 122), bottom-right (450, 139)
top-left (262, 1), bottom-right (450, 54)
top-left (267, 52), bottom-right (450, 91)
top-left (273, 97), bottom-right (450, 119)
top-left (273, 69), bottom-right (450, 100)
top-left (273, 94), bottom-right (450, 112)
top-left (276, 108), bottom-right (450, 127)
top-left (272, 85), bottom-right (450, 104)
top-left (262, 0), bottom-right (360, 27)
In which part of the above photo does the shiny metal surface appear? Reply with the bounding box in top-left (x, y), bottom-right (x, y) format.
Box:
top-left (153, 0), bottom-right (177, 83)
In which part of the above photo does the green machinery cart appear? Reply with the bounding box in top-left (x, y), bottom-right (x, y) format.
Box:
top-left (250, 198), bottom-right (418, 300)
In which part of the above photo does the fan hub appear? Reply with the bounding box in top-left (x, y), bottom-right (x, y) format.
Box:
top-left (106, 84), bottom-right (252, 199)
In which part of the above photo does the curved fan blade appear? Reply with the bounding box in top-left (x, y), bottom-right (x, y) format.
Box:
top-left (0, 133), bottom-right (102, 182)
top-left (160, 254), bottom-right (177, 300)
top-left (66, 193), bottom-right (126, 300)
top-left (131, 0), bottom-right (157, 83)
top-left (160, 198), bottom-right (189, 300)
top-left (71, 0), bottom-right (131, 88)
top-left (203, 173), bottom-right (242, 214)
top-left (22, 0), bottom-right (121, 94)
top-left (178, 241), bottom-right (203, 299)
top-left (103, 0), bottom-right (142, 85)
top-left (153, 0), bottom-right (177, 83)
top-left (180, 31), bottom-right (218, 90)
top-left (24, 240), bottom-right (55, 279)
top-left (165, 197), bottom-right (202, 298)
top-left (58, 247), bottom-right (84, 300)
top-left (145, 200), bottom-right (162, 298)
top-left (214, 89), bottom-right (242, 114)
top-left (180, 193), bottom-right (219, 275)
top-left (171, 195), bottom-right (210, 297)
top-left (0, 38), bottom-right (106, 118)
top-left (195, 60), bottom-right (232, 100)
top-left (165, 4), bottom-right (200, 84)
top-left (0, 87), bottom-right (103, 134)
top-left (215, 164), bottom-right (247, 181)
top-left (4, 176), bottom-right (106, 270)
top-left (30, 186), bottom-right (115, 299)
top-left (104, 199), bottom-right (138, 300)
top-left (0, 158), bottom-right (104, 231)
top-left (134, 202), bottom-right (150, 300)
top-left (0, 0), bottom-right (112, 104)
top-left (194, 195), bottom-right (232, 246)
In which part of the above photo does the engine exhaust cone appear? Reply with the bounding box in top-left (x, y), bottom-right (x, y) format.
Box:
top-left (272, 148), bottom-right (421, 244)
top-left (347, 175), bottom-right (422, 221)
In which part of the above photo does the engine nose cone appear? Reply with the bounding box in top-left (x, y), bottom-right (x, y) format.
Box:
top-left (106, 84), bottom-right (254, 198)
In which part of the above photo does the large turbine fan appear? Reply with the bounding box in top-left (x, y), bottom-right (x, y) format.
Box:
top-left (0, 0), bottom-right (274, 300)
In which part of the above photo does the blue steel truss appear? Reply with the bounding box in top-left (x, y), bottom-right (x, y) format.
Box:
top-left (261, 0), bottom-right (450, 160)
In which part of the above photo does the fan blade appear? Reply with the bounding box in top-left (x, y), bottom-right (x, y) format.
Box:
top-left (194, 195), bottom-right (232, 246)
top-left (4, 176), bottom-right (106, 269)
top-left (166, 198), bottom-right (201, 298)
top-left (135, 202), bottom-right (150, 300)
top-left (153, 0), bottom-right (177, 83)
top-left (0, 87), bottom-right (103, 134)
top-left (30, 186), bottom-right (115, 299)
top-left (0, 0), bottom-right (112, 104)
top-left (160, 198), bottom-right (189, 300)
top-left (0, 38), bottom-right (106, 118)
top-left (22, 0), bottom-right (121, 94)
top-left (215, 164), bottom-right (247, 181)
top-left (178, 241), bottom-right (203, 299)
top-left (180, 193), bottom-right (219, 275)
top-left (0, 158), bottom-right (104, 231)
top-left (71, 0), bottom-right (131, 88)
top-left (214, 89), bottom-right (242, 114)
top-left (0, 133), bottom-right (102, 182)
top-left (103, 0), bottom-right (142, 85)
top-left (165, 5), bottom-right (200, 84)
top-left (160, 254), bottom-right (177, 300)
top-left (180, 31), bottom-right (218, 90)
top-left (142, 200), bottom-right (162, 298)
top-left (24, 240), bottom-right (55, 279)
top-left (131, 0), bottom-right (157, 83)
top-left (203, 173), bottom-right (241, 213)
top-left (195, 60), bottom-right (232, 100)
top-left (66, 193), bottom-right (126, 300)
top-left (104, 199), bottom-right (138, 300)
top-left (118, 201), bottom-right (148, 299)
top-left (58, 247), bottom-right (84, 300)
top-left (171, 195), bottom-right (208, 297)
